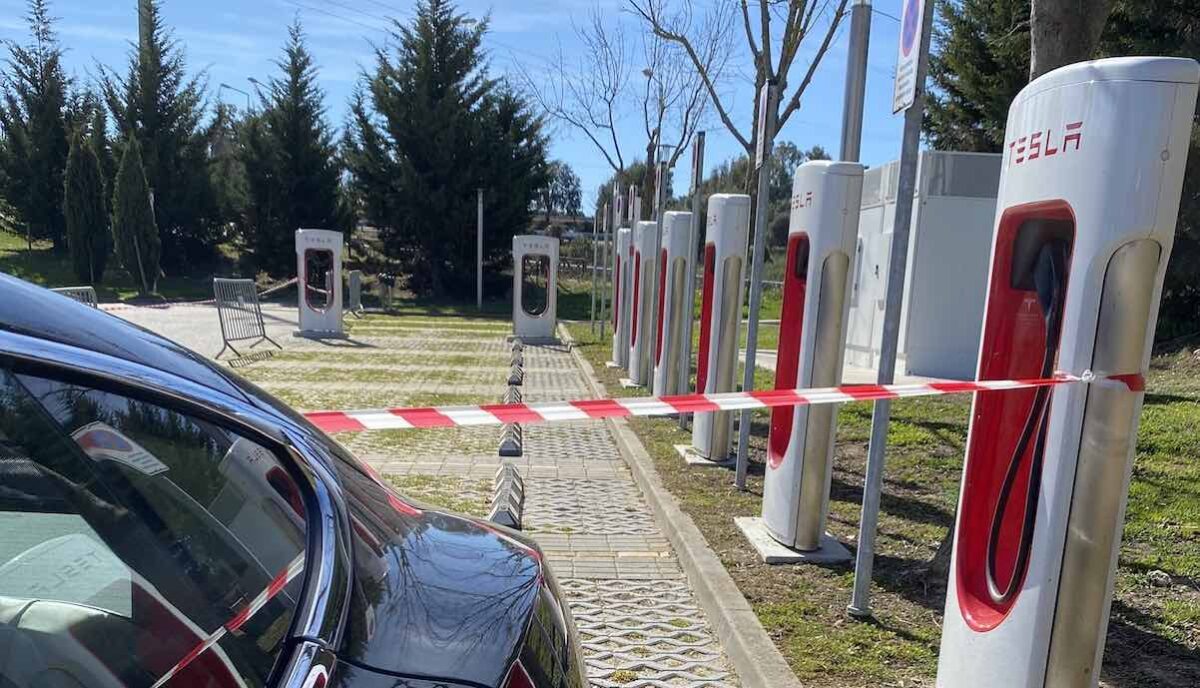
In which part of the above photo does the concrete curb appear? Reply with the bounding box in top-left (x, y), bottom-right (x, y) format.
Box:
top-left (559, 324), bottom-right (803, 688)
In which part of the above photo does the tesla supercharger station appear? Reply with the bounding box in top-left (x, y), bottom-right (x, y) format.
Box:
top-left (626, 221), bottom-right (657, 386)
top-left (610, 227), bottom-right (633, 367)
top-left (750, 161), bottom-right (864, 561)
top-left (937, 57), bottom-right (1198, 688)
top-left (653, 211), bottom-right (693, 395)
top-left (512, 235), bottom-right (559, 342)
top-left (684, 194), bottom-right (751, 463)
top-left (295, 228), bottom-right (344, 338)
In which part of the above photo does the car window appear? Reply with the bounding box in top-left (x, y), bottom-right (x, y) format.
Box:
top-left (0, 368), bottom-right (307, 688)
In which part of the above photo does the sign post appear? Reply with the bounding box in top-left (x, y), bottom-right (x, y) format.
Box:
top-left (477, 188), bottom-right (484, 311)
top-left (848, 0), bottom-right (934, 617)
top-left (679, 131), bottom-right (706, 425)
top-left (735, 81), bottom-right (778, 490)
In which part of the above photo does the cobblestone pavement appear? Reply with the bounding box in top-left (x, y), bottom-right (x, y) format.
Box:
top-left (118, 305), bottom-right (740, 688)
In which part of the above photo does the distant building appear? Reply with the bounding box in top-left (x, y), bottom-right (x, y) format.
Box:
top-left (529, 213), bottom-right (591, 240)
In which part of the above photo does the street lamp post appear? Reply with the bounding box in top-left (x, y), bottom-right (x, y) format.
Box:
top-left (218, 82), bottom-right (251, 111)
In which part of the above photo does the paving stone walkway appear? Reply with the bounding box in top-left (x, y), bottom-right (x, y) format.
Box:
top-left (118, 305), bottom-right (740, 688)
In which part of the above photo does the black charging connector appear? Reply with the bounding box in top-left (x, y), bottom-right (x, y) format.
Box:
top-left (985, 240), bottom-right (1069, 605)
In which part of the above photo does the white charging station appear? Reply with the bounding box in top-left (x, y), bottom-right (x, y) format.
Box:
top-left (512, 235), bottom-right (559, 342)
top-left (295, 228), bottom-right (345, 338)
top-left (683, 194), bottom-right (751, 464)
top-left (610, 227), bottom-right (633, 367)
top-left (937, 57), bottom-right (1199, 688)
top-left (653, 211), bottom-right (694, 395)
top-left (742, 161), bottom-right (864, 563)
top-left (626, 220), bottom-right (657, 386)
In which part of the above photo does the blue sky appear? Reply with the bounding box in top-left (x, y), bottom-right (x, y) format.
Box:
top-left (0, 0), bottom-right (913, 209)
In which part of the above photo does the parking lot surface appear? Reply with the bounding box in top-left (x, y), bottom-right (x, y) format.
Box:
top-left (118, 303), bottom-right (740, 688)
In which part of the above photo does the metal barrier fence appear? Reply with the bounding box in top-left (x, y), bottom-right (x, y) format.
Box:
top-left (51, 286), bottom-right (98, 308)
top-left (213, 278), bottom-right (282, 359)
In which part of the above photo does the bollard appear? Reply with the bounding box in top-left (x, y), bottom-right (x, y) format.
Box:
top-left (498, 423), bottom-right (523, 458)
top-left (346, 269), bottom-right (364, 318)
top-left (488, 463), bottom-right (526, 530)
top-left (686, 194), bottom-right (751, 463)
top-left (653, 211), bottom-right (694, 396)
top-left (626, 221), bottom-right (657, 386)
top-left (936, 57), bottom-right (1199, 688)
top-left (751, 161), bottom-right (863, 563)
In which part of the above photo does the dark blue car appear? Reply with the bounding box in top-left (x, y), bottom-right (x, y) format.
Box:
top-left (0, 273), bottom-right (587, 688)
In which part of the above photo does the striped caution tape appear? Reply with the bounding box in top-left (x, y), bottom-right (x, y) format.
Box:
top-left (150, 553), bottom-right (306, 688)
top-left (302, 372), bottom-right (1144, 434)
top-left (99, 277), bottom-right (299, 313)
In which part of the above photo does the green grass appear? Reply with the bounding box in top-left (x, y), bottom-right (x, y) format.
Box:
top-left (386, 474), bottom-right (492, 516)
top-left (565, 321), bottom-right (1200, 687)
top-left (0, 231), bottom-right (222, 301)
top-left (236, 363), bottom-right (508, 386)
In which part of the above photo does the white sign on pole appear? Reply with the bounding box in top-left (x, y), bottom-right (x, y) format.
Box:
top-left (891, 0), bottom-right (926, 113)
top-left (755, 82), bottom-right (773, 169)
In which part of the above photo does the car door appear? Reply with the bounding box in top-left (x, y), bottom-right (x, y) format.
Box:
top-left (0, 365), bottom-right (313, 688)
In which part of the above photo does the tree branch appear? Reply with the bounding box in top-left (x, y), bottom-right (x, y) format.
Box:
top-left (739, 1), bottom-right (761, 63)
top-left (777, 0), bottom-right (848, 129)
top-left (629, 0), bottom-right (749, 152)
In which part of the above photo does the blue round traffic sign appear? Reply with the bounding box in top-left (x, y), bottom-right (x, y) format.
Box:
top-left (901, 0), bottom-right (920, 56)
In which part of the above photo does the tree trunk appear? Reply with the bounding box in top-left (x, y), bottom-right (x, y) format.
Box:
top-left (1030, 0), bottom-right (1117, 79)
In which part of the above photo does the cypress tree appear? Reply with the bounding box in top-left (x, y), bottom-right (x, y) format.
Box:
top-left (924, 0), bottom-right (1031, 152)
top-left (111, 135), bottom-right (160, 295)
top-left (241, 20), bottom-right (345, 276)
top-left (100, 0), bottom-right (217, 270)
top-left (0, 0), bottom-right (71, 251)
top-left (63, 131), bottom-right (109, 284)
top-left (344, 0), bottom-right (547, 296)
top-left (89, 99), bottom-right (114, 219)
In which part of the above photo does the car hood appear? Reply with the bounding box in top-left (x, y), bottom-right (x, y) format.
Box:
top-left (332, 456), bottom-right (543, 686)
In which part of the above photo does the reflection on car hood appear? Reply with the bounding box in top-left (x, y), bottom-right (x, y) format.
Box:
top-left (334, 458), bottom-right (542, 686)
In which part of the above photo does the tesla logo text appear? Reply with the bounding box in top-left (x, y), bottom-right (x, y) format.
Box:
top-left (1008, 121), bottom-right (1082, 166)
top-left (791, 191), bottom-right (814, 209)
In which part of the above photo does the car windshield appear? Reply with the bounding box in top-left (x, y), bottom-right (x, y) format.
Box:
top-left (0, 368), bottom-right (307, 688)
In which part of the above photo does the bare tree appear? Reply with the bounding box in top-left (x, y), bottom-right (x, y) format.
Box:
top-left (520, 8), bottom-right (633, 176)
top-left (1030, 0), bottom-right (1116, 79)
top-left (519, 4), bottom-right (719, 218)
top-left (636, 16), bottom-right (727, 214)
top-left (630, 0), bottom-right (850, 192)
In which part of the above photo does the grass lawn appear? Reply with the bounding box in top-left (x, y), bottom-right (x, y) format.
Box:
top-left (566, 321), bottom-right (1200, 687)
top-left (0, 230), bottom-right (223, 301)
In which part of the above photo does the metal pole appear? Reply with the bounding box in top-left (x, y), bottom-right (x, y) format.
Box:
top-left (647, 160), bottom-right (669, 392)
top-left (847, 0), bottom-right (935, 618)
top-left (590, 211), bottom-right (600, 332)
top-left (735, 82), bottom-right (778, 489)
top-left (599, 203), bottom-right (609, 340)
top-left (840, 0), bottom-right (872, 162)
top-left (679, 131), bottom-right (705, 423)
top-left (476, 188), bottom-right (483, 311)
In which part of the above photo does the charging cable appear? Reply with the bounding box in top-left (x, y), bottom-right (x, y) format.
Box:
top-left (986, 241), bottom-right (1069, 605)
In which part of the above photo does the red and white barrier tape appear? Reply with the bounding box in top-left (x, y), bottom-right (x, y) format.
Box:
top-left (302, 372), bottom-right (1144, 434)
top-left (99, 277), bottom-right (299, 313)
top-left (150, 553), bottom-right (305, 688)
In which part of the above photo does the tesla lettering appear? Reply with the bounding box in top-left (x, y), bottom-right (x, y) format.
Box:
top-left (1009, 121), bottom-right (1082, 165)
